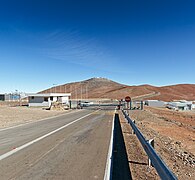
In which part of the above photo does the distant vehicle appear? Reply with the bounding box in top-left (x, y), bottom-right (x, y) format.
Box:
top-left (81, 101), bottom-right (94, 107)
top-left (64, 104), bottom-right (69, 110)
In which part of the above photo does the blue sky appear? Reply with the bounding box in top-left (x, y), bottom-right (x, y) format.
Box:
top-left (0, 0), bottom-right (195, 93)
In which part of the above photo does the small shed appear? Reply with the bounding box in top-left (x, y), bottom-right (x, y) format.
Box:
top-left (28, 93), bottom-right (71, 107)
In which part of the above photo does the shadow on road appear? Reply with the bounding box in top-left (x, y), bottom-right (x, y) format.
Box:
top-left (112, 113), bottom-right (132, 180)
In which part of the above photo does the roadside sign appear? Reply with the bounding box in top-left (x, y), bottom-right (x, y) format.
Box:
top-left (125, 96), bottom-right (131, 102)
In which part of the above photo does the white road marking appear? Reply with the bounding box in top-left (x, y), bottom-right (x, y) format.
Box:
top-left (0, 110), bottom-right (83, 132)
top-left (0, 110), bottom-right (98, 161)
top-left (104, 109), bottom-right (116, 180)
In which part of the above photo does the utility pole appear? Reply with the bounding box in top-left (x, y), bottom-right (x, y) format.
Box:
top-left (80, 83), bottom-right (82, 100)
top-left (75, 85), bottom-right (77, 100)
top-left (53, 84), bottom-right (57, 93)
top-left (86, 83), bottom-right (88, 100)
top-left (70, 85), bottom-right (72, 95)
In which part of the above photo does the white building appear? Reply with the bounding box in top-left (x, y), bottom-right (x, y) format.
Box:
top-left (192, 102), bottom-right (195, 110)
top-left (167, 101), bottom-right (193, 111)
top-left (28, 93), bottom-right (71, 107)
top-left (145, 100), bottom-right (166, 107)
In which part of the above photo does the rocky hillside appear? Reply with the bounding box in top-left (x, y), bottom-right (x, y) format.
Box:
top-left (39, 78), bottom-right (195, 101)
top-left (39, 77), bottom-right (126, 99)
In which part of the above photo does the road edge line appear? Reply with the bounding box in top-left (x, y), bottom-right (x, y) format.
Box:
top-left (0, 110), bottom-right (98, 161)
top-left (104, 109), bottom-right (116, 180)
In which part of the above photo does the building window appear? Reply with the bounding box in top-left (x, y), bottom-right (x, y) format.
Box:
top-left (31, 96), bottom-right (34, 99)
top-left (44, 97), bottom-right (48, 102)
top-left (50, 96), bottom-right (53, 101)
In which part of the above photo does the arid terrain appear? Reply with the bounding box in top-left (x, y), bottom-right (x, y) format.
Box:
top-left (1, 77), bottom-right (195, 179)
top-left (0, 103), bottom-right (194, 179)
top-left (0, 104), bottom-right (68, 128)
top-left (40, 77), bottom-right (195, 101)
top-left (119, 106), bottom-right (195, 179)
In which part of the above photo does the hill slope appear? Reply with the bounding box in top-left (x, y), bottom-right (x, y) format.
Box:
top-left (39, 78), bottom-right (195, 101)
top-left (39, 77), bottom-right (126, 99)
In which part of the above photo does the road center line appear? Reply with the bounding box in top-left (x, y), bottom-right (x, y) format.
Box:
top-left (0, 110), bottom-right (98, 161)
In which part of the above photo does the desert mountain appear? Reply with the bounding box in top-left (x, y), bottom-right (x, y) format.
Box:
top-left (39, 77), bottom-right (195, 101)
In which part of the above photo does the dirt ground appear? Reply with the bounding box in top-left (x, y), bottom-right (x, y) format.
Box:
top-left (119, 114), bottom-right (159, 179)
top-left (143, 106), bottom-right (195, 155)
top-left (0, 105), bottom-right (68, 128)
top-left (119, 106), bottom-right (195, 179)
top-left (1, 102), bottom-right (194, 179)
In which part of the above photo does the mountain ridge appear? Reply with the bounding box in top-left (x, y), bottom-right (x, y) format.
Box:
top-left (39, 77), bottom-right (195, 101)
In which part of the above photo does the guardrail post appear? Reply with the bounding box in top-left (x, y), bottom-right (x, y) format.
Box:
top-left (132, 120), bottom-right (135, 134)
top-left (141, 101), bottom-right (143, 110)
top-left (125, 110), bottom-right (129, 116)
top-left (148, 139), bottom-right (154, 167)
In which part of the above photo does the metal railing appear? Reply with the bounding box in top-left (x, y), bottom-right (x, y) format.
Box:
top-left (122, 109), bottom-right (177, 180)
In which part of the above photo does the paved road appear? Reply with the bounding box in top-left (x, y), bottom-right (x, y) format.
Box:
top-left (0, 109), bottom-right (114, 180)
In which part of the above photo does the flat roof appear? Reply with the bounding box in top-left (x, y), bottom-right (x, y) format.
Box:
top-left (27, 93), bottom-right (71, 97)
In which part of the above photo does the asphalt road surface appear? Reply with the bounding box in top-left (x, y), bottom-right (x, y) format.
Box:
top-left (0, 109), bottom-right (114, 180)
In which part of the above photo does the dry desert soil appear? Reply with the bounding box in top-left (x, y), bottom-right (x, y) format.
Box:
top-left (0, 103), bottom-right (194, 179)
top-left (0, 105), bottom-right (67, 128)
top-left (119, 106), bottom-right (195, 179)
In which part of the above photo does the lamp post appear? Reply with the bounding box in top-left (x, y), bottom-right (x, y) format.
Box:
top-left (86, 83), bottom-right (88, 100)
top-left (76, 85), bottom-right (77, 100)
top-left (53, 84), bottom-right (57, 93)
top-left (80, 82), bottom-right (82, 100)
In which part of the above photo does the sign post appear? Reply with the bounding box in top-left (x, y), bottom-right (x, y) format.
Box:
top-left (125, 96), bottom-right (131, 110)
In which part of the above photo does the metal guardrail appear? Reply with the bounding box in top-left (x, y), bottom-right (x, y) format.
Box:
top-left (122, 109), bottom-right (177, 180)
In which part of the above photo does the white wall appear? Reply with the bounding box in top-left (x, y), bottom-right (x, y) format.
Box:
top-left (28, 96), bottom-right (70, 107)
top-left (53, 97), bottom-right (58, 102)
top-left (145, 100), bottom-right (166, 107)
top-left (61, 96), bottom-right (69, 104)
top-left (28, 96), bottom-right (50, 107)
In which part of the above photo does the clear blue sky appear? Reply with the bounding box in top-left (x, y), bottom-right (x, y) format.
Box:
top-left (0, 0), bottom-right (195, 93)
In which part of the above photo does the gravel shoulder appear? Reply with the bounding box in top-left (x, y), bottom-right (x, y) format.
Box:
top-left (0, 105), bottom-right (69, 128)
top-left (120, 107), bottom-right (195, 179)
top-left (119, 111), bottom-right (159, 179)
